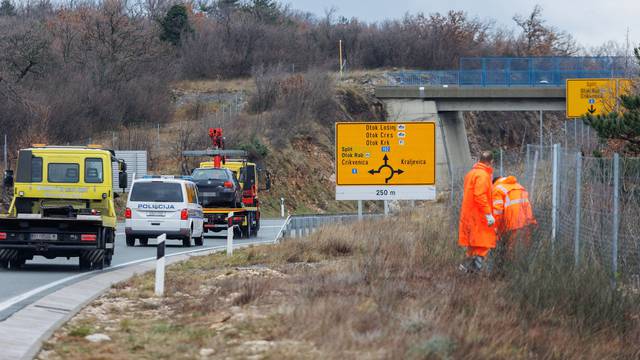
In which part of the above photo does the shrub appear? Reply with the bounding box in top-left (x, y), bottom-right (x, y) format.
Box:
top-left (505, 242), bottom-right (640, 332)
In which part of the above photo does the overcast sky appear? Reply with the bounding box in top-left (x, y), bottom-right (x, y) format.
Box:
top-left (285, 0), bottom-right (639, 50)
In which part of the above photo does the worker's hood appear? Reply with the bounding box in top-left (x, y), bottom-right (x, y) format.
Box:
top-left (472, 162), bottom-right (493, 174)
top-left (495, 175), bottom-right (517, 185)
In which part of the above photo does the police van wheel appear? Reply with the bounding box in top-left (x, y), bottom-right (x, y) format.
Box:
top-left (194, 236), bottom-right (203, 246)
top-left (125, 236), bottom-right (135, 247)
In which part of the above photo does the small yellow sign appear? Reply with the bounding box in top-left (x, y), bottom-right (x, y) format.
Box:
top-left (566, 78), bottom-right (632, 118)
top-left (335, 122), bottom-right (436, 186)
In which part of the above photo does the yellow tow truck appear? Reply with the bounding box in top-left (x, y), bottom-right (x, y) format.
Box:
top-left (0, 145), bottom-right (127, 270)
top-left (183, 128), bottom-right (270, 238)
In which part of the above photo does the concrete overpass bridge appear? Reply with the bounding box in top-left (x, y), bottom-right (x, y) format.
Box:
top-left (375, 86), bottom-right (566, 187)
top-left (374, 56), bottom-right (631, 187)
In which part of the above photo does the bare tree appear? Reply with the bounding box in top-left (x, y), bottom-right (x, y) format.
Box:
top-left (513, 5), bottom-right (577, 56)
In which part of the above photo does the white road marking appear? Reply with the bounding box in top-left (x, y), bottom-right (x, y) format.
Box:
top-left (0, 220), bottom-right (285, 315)
top-left (0, 244), bottom-right (227, 313)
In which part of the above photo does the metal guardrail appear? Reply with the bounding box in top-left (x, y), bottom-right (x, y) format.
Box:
top-left (277, 213), bottom-right (384, 240)
top-left (388, 56), bottom-right (632, 87)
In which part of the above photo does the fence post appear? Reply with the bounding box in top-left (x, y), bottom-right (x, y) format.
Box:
top-left (612, 153), bottom-right (620, 283)
top-left (551, 144), bottom-right (559, 248)
top-left (3, 134), bottom-right (6, 172)
top-left (529, 150), bottom-right (539, 200)
top-left (155, 234), bottom-right (166, 297)
top-left (525, 144), bottom-right (530, 183)
top-left (574, 152), bottom-right (582, 266)
top-left (580, 121), bottom-right (584, 150)
top-left (499, 148), bottom-right (504, 177)
top-left (574, 120), bottom-right (577, 149)
top-left (564, 120), bottom-right (568, 149)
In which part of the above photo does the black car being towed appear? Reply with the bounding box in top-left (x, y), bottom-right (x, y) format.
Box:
top-left (191, 168), bottom-right (243, 208)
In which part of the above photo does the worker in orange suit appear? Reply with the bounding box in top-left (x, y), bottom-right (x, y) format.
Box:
top-left (492, 176), bottom-right (537, 263)
top-left (458, 151), bottom-right (497, 273)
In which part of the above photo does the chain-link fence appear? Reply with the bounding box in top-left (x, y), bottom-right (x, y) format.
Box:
top-left (450, 144), bottom-right (640, 282)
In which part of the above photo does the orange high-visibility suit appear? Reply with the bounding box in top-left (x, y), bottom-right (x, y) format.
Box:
top-left (458, 162), bottom-right (496, 257)
top-left (492, 176), bottom-right (537, 251)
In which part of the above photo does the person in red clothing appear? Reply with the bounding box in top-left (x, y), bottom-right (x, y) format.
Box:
top-left (458, 151), bottom-right (497, 273)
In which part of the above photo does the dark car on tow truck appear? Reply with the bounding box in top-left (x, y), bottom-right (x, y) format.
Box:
top-left (191, 167), bottom-right (242, 208)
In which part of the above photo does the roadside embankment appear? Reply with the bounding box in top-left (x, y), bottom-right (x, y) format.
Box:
top-left (38, 205), bottom-right (640, 359)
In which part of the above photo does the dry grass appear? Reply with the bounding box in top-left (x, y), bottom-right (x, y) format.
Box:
top-left (172, 79), bottom-right (254, 93)
top-left (39, 204), bottom-right (640, 360)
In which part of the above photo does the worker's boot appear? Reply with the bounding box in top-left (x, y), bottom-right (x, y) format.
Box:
top-left (458, 256), bottom-right (481, 274)
top-left (472, 256), bottom-right (485, 273)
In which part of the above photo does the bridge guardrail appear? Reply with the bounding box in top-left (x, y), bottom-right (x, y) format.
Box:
top-left (387, 56), bottom-right (632, 87)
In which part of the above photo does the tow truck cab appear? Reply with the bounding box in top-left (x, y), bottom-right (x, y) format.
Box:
top-left (0, 146), bottom-right (127, 270)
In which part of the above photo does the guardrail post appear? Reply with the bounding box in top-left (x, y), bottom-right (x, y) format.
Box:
top-left (155, 234), bottom-right (166, 297)
top-left (227, 212), bottom-right (234, 256)
top-left (612, 153), bottom-right (620, 285)
top-left (293, 218), bottom-right (298, 238)
top-left (574, 152), bottom-right (582, 266)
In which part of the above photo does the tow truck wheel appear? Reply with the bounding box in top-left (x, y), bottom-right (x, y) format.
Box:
top-left (9, 257), bottom-right (25, 269)
top-left (105, 252), bottom-right (113, 267)
top-left (126, 235), bottom-right (135, 247)
top-left (93, 256), bottom-right (105, 270)
top-left (182, 235), bottom-right (192, 248)
top-left (194, 234), bottom-right (203, 246)
top-left (0, 260), bottom-right (9, 269)
top-left (79, 256), bottom-right (90, 271)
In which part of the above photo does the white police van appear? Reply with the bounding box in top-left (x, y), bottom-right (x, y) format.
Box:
top-left (125, 176), bottom-right (204, 247)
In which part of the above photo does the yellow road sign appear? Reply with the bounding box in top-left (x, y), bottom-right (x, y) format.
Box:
top-left (566, 78), bottom-right (631, 118)
top-left (335, 122), bottom-right (435, 186)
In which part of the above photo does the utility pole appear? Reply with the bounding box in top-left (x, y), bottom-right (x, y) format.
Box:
top-left (539, 110), bottom-right (543, 151)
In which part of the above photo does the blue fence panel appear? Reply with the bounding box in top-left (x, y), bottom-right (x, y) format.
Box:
top-left (388, 57), bottom-right (631, 87)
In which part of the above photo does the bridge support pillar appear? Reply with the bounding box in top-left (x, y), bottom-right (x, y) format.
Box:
top-left (385, 99), bottom-right (472, 189)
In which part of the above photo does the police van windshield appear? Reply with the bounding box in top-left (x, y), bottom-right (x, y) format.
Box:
top-left (192, 168), bottom-right (230, 181)
top-left (130, 182), bottom-right (183, 202)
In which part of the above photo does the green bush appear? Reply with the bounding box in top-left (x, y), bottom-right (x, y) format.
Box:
top-left (239, 137), bottom-right (269, 160)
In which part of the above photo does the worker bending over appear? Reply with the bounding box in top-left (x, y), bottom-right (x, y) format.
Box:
top-left (458, 151), bottom-right (496, 273)
top-left (492, 176), bottom-right (537, 264)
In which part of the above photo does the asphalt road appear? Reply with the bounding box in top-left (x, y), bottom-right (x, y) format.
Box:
top-left (0, 219), bottom-right (285, 312)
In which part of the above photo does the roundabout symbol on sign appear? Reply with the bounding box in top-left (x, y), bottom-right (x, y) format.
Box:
top-left (368, 154), bottom-right (404, 184)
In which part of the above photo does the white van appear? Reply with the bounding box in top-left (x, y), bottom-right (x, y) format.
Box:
top-left (125, 176), bottom-right (204, 247)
